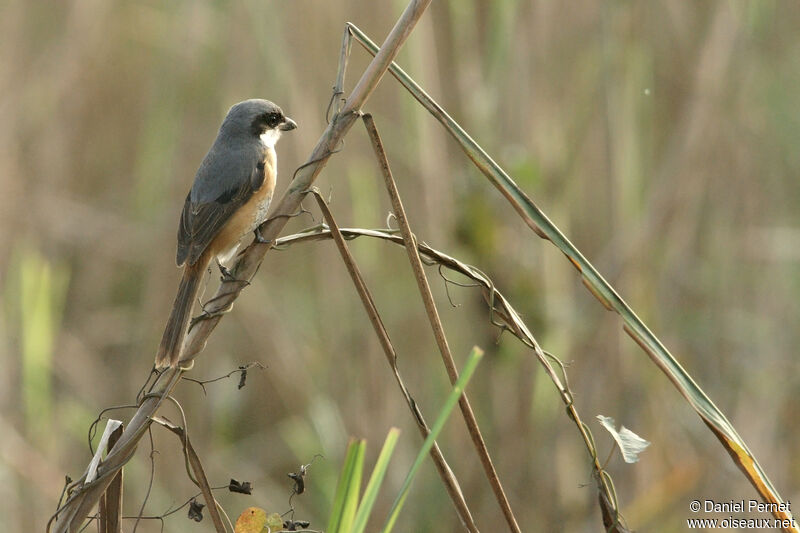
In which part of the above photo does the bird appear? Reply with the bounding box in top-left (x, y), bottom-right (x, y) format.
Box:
top-left (155, 99), bottom-right (297, 369)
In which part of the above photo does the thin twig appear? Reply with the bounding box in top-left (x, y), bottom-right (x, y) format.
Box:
top-left (151, 416), bottom-right (228, 533)
top-left (362, 114), bottom-right (520, 533)
top-left (55, 476), bottom-right (72, 515)
top-left (160, 484), bottom-right (231, 518)
top-left (309, 189), bottom-right (479, 533)
top-left (182, 362), bottom-right (265, 395)
top-left (75, 484), bottom-right (239, 533)
top-left (131, 428), bottom-right (156, 533)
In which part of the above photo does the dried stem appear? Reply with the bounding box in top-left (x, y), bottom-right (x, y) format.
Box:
top-left (151, 416), bottom-right (229, 533)
top-left (96, 425), bottom-right (123, 533)
top-left (310, 190), bottom-right (479, 533)
top-left (362, 115), bottom-right (520, 533)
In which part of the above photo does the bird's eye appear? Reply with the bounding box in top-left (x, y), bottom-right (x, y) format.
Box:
top-left (265, 112), bottom-right (282, 127)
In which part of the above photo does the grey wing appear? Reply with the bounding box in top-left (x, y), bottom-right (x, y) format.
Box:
top-left (176, 192), bottom-right (193, 266)
top-left (176, 148), bottom-right (267, 266)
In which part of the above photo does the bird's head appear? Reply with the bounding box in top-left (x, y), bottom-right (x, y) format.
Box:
top-left (222, 99), bottom-right (297, 147)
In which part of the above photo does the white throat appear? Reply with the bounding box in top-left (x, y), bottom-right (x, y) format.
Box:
top-left (260, 128), bottom-right (281, 148)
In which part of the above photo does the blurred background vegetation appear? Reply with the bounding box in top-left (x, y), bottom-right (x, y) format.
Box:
top-left (1, 0), bottom-right (798, 531)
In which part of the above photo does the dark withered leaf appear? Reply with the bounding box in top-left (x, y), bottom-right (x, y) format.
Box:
top-left (188, 498), bottom-right (204, 522)
top-left (228, 478), bottom-right (253, 495)
top-left (288, 472), bottom-right (305, 494)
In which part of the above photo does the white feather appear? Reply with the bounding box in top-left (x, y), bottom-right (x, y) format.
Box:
top-left (260, 128), bottom-right (282, 148)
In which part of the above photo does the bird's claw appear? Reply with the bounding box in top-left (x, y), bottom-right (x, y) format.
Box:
top-left (253, 227), bottom-right (273, 245)
top-left (216, 260), bottom-right (237, 282)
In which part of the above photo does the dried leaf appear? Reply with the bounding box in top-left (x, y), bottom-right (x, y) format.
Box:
top-left (284, 519), bottom-right (311, 531)
top-left (597, 415), bottom-right (650, 464)
top-left (234, 507), bottom-right (265, 533)
top-left (229, 478), bottom-right (253, 495)
top-left (187, 498), bottom-right (204, 522)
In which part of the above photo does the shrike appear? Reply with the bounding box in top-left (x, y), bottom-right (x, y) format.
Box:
top-left (156, 99), bottom-right (296, 369)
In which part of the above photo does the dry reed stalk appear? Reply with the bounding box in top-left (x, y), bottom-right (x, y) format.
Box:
top-left (362, 115), bottom-right (520, 533)
top-left (310, 189), bottom-right (479, 533)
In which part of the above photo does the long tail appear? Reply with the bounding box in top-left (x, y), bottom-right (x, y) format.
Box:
top-left (155, 260), bottom-right (205, 369)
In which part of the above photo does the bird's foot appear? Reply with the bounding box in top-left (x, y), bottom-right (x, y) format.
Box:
top-left (216, 259), bottom-right (238, 282)
top-left (253, 227), bottom-right (273, 245)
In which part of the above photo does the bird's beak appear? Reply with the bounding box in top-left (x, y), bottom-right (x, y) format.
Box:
top-left (280, 117), bottom-right (297, 131)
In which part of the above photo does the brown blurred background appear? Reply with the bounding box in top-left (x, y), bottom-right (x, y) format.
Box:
top-left (1, 1), bottom-right (799, 531)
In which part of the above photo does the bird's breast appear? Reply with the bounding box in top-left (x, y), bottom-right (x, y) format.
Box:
top-left (238, 153), bottom-right (277, 235)
top-left (209, 152), bottom-right (277, 262)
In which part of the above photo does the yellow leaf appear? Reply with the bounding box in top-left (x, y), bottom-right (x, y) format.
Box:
top-left (235, 507), bottom-right (267, 533)
top-left (234, 507), bottom-right (284, 533)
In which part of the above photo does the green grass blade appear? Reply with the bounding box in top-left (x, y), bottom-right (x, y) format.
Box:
top-left (327, 438), bottom-right (366, 533)
top-left (338, 439), bottom-right (365, 533)
top-left (351, 428), bottom-right (401, 533)
top-left (381, 347), bottom-right (484, 533)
